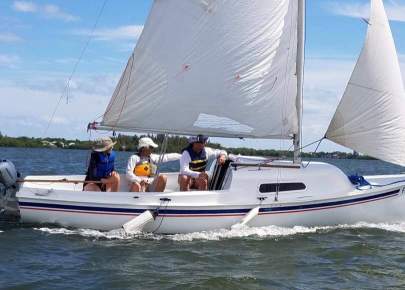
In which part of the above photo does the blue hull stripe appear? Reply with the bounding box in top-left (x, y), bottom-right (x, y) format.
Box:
top-left (19, 189), bottom-right (400, 215)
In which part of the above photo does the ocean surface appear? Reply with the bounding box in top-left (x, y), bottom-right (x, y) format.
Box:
top-left (1, 147), bottom-right (405, 290)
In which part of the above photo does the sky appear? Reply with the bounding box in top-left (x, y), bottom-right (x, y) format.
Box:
top-left (1, 0), bottom-right (405, 152)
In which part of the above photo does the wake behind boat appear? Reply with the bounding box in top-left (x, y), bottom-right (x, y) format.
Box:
top-left (2, 0), bottom-right (405, 234)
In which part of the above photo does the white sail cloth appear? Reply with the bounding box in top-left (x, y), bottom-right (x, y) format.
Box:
top-left (326, 0), bottom-right (405, 166)
top-left (101, 0), bottom-right (299, 139)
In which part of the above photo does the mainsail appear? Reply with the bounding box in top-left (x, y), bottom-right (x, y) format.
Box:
top-left (326, 0), bottom-right (405, 166)
top-left (101, 0), bottom-right (302, 139)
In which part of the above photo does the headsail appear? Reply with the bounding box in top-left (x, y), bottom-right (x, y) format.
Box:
top-left (101, 0), bottom-right (301, 139)
top-left (326, 0), bottom-right (405, 166)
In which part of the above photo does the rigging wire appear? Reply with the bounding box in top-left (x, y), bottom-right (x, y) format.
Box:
top-left (155, 134), bottom-right (168, 177)
top-left (302, 137), bottom-right (325, 168)
top-left (299, 137), bottom-right (325, 152)
top-left (286, 136), bottom-right (325, 155)
top-left (42, 0), bottom-right (109, 138)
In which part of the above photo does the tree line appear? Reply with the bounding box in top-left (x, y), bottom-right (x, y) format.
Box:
top-left (0, 132), bottom-right (372, 160)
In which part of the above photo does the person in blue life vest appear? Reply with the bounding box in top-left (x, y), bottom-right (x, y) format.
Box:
top-left (178, 135), bottom-right (227, 191)
top-left (83, 137), bottom-right (120, 192)
top-left (126, 137), bottom-right (181, 192)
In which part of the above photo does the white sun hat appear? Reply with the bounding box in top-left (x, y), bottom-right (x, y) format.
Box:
top-left (93, 136), bottom-right (116, 152)
top-left (138, 137), bottom-right (158, 150)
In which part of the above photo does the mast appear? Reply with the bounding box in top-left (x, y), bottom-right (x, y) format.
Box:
top-left (293, 0), bottom-right (305, 164)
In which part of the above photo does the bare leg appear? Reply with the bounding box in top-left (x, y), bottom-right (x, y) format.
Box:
top-left (130, 182), bottom-right (142, 192)
top-left (83, 183), bottom-right (101, 192)
top-left (178, 174), bottom-right (192, 191)
top-left (195, 176), bottom-right (208, 190)
top-left (154, 174), bottom-right (167, 192)
top-left (102, 171), bottom-right (121, 192)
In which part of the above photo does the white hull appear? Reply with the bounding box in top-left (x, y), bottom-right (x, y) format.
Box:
top-left (14, 162), bottom-right (405, 234)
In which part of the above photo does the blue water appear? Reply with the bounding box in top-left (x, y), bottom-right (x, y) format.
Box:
top-left (1, 147), bottom-right (405, 290)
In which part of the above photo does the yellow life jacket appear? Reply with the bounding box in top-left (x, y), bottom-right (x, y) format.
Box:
top-left (134, 161), bottom-right (151, 177)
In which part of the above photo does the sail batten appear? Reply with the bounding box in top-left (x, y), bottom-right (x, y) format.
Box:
top-left (326, 0), bottom-right (405, 166)
top-left (101, 0), bottom-right (301, 139)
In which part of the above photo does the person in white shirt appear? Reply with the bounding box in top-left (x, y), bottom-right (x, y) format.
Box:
top-left (178, 135), bottom-right (227, 191)
top-left (126, 137), bottom-right (181, 192)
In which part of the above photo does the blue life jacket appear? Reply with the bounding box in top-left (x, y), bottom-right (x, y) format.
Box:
top-left (95, 151), bottom-right (115, 178)
top-left (183, 145), bottom-right (207, 172)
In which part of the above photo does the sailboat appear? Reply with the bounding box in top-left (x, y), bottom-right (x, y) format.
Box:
top-left (2, 0), bottom-right (405, 234)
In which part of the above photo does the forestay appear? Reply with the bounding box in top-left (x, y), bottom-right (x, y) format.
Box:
top-left (326, 0), bottom-right (405, 166)
top-left (101, 0), bottom-right (300, 139)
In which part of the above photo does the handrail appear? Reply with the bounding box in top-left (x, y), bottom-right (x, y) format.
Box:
top-left (231, 163), bottom-right (301, 169)
top-left (17, 179), bottom-right (102, 184)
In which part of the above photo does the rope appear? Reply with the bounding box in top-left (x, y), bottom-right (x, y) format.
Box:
top-left (42, 0), bottom-right (109, 137)
top-left (355, 179), bottom-right (405, 190)
top-left (152, 199), bottom-right (170, 234)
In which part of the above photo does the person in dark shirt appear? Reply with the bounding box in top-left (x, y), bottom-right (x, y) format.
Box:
top-left (83, 137), bottom-right (120, 192)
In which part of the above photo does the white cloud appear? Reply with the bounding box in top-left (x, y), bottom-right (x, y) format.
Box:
top-left (13, 1), bottom-right (36, 12)
top-left (15, 73), bottom-right (119, 97)
top-left (0, 54), bottom-right (20, 68)
top-left (0, 32), bottom-right (23, 43)
top-left (1, 52), bottom-right (405, 151)
top-left (0, 73), bottom-right (112, 139)
top-left (74, 25), bottom-right (144, 41)
top-left (0, 72), bottom-right (119, 138)
top-left (42, 4), bottom-right (78, 22)
top-left (12, 1), bottom-right (78, 22)
top-left (326, 1), bottom-right (405, 22)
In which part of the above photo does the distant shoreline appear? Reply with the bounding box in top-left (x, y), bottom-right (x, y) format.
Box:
top-left (0, 134), bottom-right (372, 160)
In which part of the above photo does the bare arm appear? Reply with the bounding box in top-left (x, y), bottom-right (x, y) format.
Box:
top-left (150, 153), bottom-right (181, 163)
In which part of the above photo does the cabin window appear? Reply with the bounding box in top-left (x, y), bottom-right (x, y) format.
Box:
top-left (259, 183), bottom-right (306, 193)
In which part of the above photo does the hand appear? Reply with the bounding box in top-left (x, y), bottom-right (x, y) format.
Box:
top-left (217, 154), bottom-right (226, 165)
top-left (140, 179), bottom-right (150, 187)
